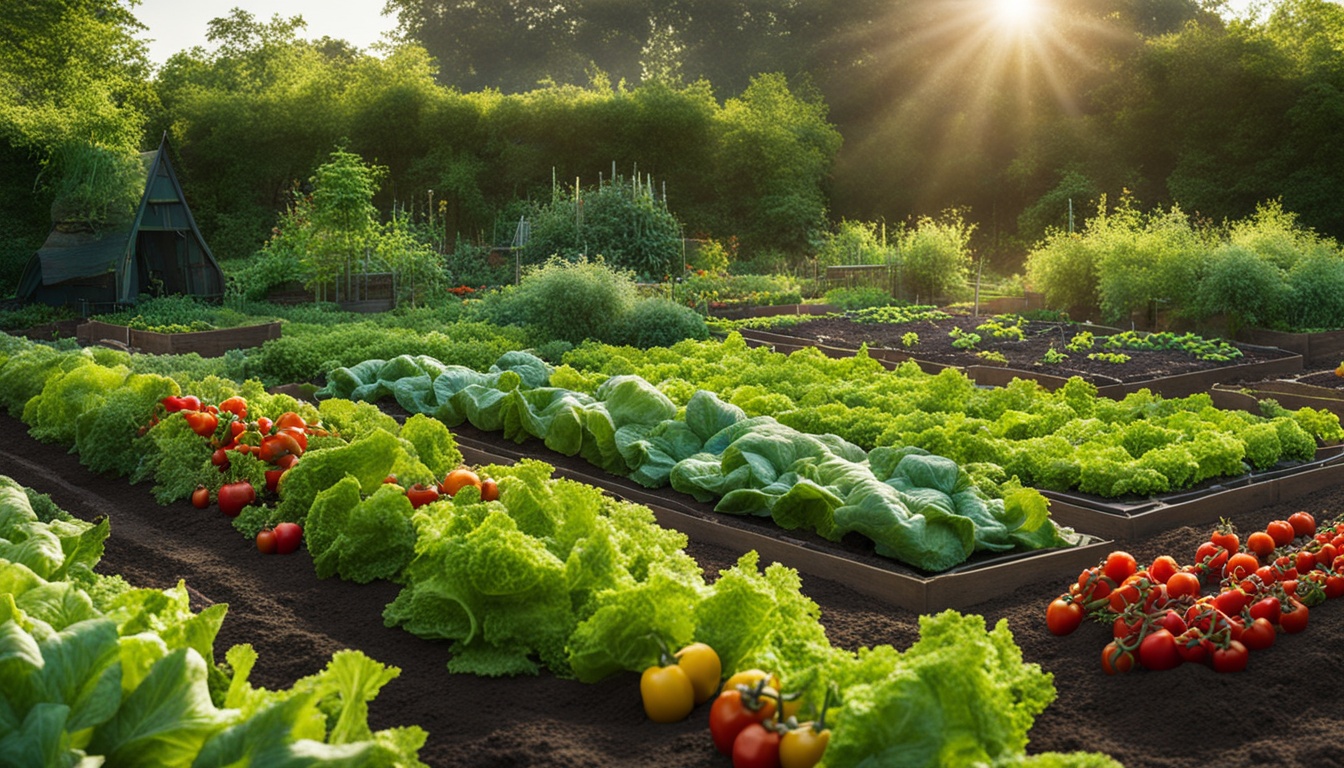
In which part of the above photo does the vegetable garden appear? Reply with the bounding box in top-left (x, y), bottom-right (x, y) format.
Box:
top-left (5, 304), bottom-right (1344, 767)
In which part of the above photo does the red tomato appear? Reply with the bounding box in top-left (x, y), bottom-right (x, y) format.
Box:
top-left (217, 481), bottom-right (256, 517)
top-left (1175, 630), bottom-right (1208, 665)
top-left (1138, 628), bottom-right (1182, 671)
top-left (480, 477), bottom-right (500, 502)
top-left (272, 522), bottom-right (303, 554)
top-left (1248, 596), bottom-right (1281, 625)
top-left (1211, 640), bottom-right (1249, 673)
top-left (1287, 511), bottom-right (1316, 538)
top-left (1295, 550), bottom-right (1316, 573)
top-left (1224, 552), bottom-right (1260, 582)
top-left (1266, 520), bottom-right (1296, 547)
top-left (211, 447), bottom-right (230, 469)
top-left (732, 722), bottom-right (781, 768)
top-left (1109, 583), bottom-right (1141, 613)
top-left (1279, 599), bottom-right (1309, 634)
top-left (218, 396), bottom-right (248, 420)
top-left (274, 453), bottom-right (299, 470)
top-left (406, 483), bottom-right (440, 509)
top-left (254, 416), bottom-right (273, 434)
top-left (1210, 527), bottom-right (1239, 555)
top-left (256, 528), bottom-right (277, 554)
top-left (440, 467), bottom-right (482, 497)
top-left (1148, 555), bottom-right (1179, 586)
top-left (1102, 551), bottom-right (1137, 583)
top-left (191, 485), bottom-right (210, 509)
top-left (264, 468), bottom-right (286, 494)
top-left (275, 411), bottom-right (307, 431)
top-left (1240, 617), bottom-right (1276, 651)
top-left (1101, 642), bottom-right (1134, 675)
top-left (1157, 609), bottom-right (1187, 636)
top-left (1254, 565), bottom-right (1278, 585)
top-left (1212, 588), bottom-right (1248, 617)
top-left (1046, 597), bottom-right (1084, 636)
top-left (1324, 573), bottom-right (1344, 599)
top-left (1193, 541), bottom-right (1229, 574)
top-left (710, 689), bottom-right (774, 756)
top-left (1165, 571), bottom-right (1201, 599)
top-left (1245, 531), bottom-right (1276, 559)
top-left (184, 410), bottom-right (219, 438)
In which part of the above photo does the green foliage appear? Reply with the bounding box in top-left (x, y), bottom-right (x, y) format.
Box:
top-left (896, 211), bottom-right (975, 303)
top-left (523, 174), bottom-right (682, 280)
top-left (487, 257), bottom-right (638, 345)
top-left (1191, 244), bottom-right (1288, 333)
top-left (824, 285), bottom-right (896, 311)
top-left (609, 297), bottom-right (710, 349)
top-left (815, 219), bottom-right (897, 268)
top-left (1025, 233), bottom-right (1102, 317)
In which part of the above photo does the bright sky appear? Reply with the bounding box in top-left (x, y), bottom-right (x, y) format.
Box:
top-left (133, 0), bottom-right (399, 66)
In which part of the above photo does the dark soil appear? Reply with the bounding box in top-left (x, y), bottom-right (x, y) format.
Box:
top-left (7, 411), bottom-right (1344, 767)
top-left (770, 315), bottom-right (1299, 386)
top-left (1294, 369), bottom-right (1344, 391)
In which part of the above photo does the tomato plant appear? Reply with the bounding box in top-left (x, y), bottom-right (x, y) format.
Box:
top-left (273, 522), bottom-right (303, 555)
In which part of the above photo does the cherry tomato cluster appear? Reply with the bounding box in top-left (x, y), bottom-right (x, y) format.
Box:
top-left (707, 672), bottom-right (833, 768)
top-left (168, 394), bottom-right (327, 554)
top-left (384, 465), bottom-right (500, 509)
top-left (1047, 511), bottom-right (1344, 674)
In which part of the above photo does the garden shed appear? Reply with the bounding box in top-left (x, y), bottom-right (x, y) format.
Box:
top-left (16, 135), bottom-right (225, 310)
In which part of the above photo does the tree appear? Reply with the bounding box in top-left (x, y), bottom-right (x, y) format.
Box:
top-left (304, 147), bottom-right (386, 301)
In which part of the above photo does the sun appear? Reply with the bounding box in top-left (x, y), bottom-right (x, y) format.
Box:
top-left (993, 0), bottom-right (1041, 29)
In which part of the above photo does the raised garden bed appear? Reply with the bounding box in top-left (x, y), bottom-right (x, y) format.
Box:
top-left (1212, 377), bottom-right (1344, 421)
top-left (1042, 445), bottom-right (1344, 539)
top-left (739, 315), bottom-right (1303, 399)
top-left (75, 319), bottom-right (281, 357)
top-left (448, 424), bottom-right (1112, 614)
top-left (1238, 326), bottom-right (1344, 368)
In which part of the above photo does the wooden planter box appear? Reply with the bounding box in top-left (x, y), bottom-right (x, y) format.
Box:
top-left (1042, 447), bottom-right (1344, 540)
top-left (450, 426), bottom-right (1110, 613)
top-left (1211, 380), bottom-right (1344, 421)
top-left (1238, 327), bottom-right (1344, 368)
top-left (76, 320), bottom-right (281, 357)
top-left (738, 328), bottom-right (1303, 401)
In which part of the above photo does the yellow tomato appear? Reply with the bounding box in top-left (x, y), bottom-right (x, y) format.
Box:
top-left (674, 642), bottom-right (722, 704)
top-left (722, 669), bottom-right (802, 719)
top-left (640, 663), bottom-right (695, 723)
top-left (780, 722), bottom-right (831, 768)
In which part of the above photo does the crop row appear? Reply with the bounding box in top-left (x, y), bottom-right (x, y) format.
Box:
top-left (0, 332), bottom-right (1121, 767)
top-left (555, 332), bottom-right (1343, 497)
top-left (0, 474), bottom-right (426, 765)
top-left (318, 350), bottom-right (1085, 572)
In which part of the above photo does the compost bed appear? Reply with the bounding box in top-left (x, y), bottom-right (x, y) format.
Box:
top-left (4, 411), bottom-right (1344, 768)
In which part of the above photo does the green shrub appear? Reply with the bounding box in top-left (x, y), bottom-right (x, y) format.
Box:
top-left (1286, 248), bottom-right (1344, 330)
top-left (816, 220), bottom-right (896, 268)
top-left (897, 211), bottom-right (974, 303)
top-left (522, 176), bottom-right (682, 280)
top-left (610, 297), bottom-right (710, 348)
top-left (1191, 244), bottom-right (1288, 333)
top-left (487, 257), bottom-right (638, 345)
